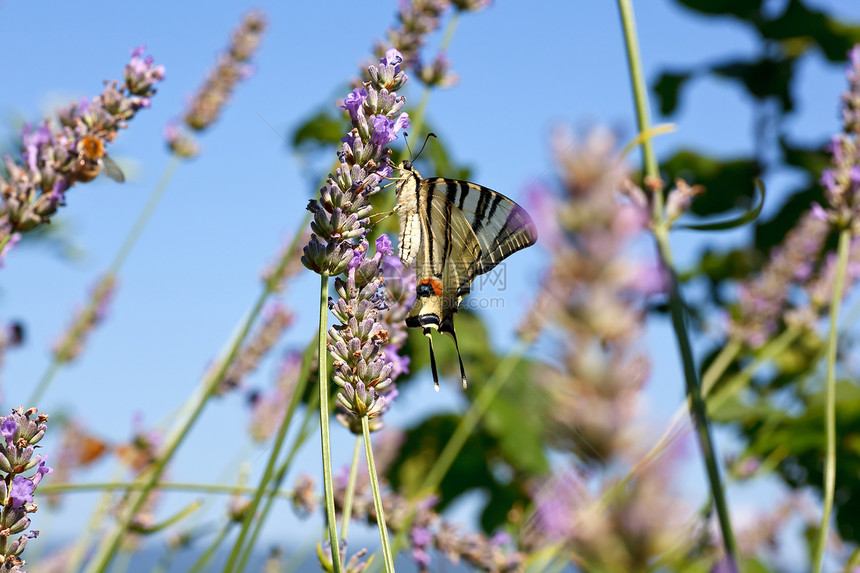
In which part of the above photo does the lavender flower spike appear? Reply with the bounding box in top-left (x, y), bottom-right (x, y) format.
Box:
top-left (302, 49), bottom-right (409, 277)
top-left (0, 47), bottom-right (164, 263)
top-left (166, 10), bottom-right (267, 158)
top-left (0, 407), bottom-right (51, 570)
top-left (330, 236), bottom-right (399, 433)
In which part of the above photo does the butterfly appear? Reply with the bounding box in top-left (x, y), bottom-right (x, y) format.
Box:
top-left (395, 160), bottom-right (538, 390)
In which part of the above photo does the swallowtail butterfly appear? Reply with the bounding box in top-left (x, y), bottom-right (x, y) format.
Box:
top-left (395, 161), bottom-right (538, 390)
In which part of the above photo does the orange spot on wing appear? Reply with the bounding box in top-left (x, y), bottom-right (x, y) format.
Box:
top-left (418, 278), bottom-right (443, 296)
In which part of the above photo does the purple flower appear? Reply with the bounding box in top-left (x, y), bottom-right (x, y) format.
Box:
top-left (411, 526), bottom-right (433, 546)
top-left (369, 113), bottom-right (411, 147)
top-left (33, 457), bottom-right (53, 487)
top-left (341, 88), bottom-right (368, 122)
top-left (177, 10), bottom-right (266, 135)
top-left (2, 417), bottom-right (17, 442)
top-left (9, 475), bottom-right (34, 509)
top-left (382, 48), bottom-right (403, 68)
top-left (387, 352), bottom-right (410, 378)
top-left (820, 169), bottom-right (837, 192)
top-left (375, 234), bottom-right (394, 258)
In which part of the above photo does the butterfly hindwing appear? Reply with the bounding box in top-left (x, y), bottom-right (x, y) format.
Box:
top-left (394, 161), bottom-right (538, 389)
top-left (421, 178), bottom-right (538, 276)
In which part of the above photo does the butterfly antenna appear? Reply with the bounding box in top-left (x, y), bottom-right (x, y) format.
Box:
top-left (404, 131), bottom-right (413, 160)
top-left (448, 328), bottom-right (468, 389)
top-left (414, 132), bottom-right (437, 162)
top-left (424, 328), bottom-right (440, 391)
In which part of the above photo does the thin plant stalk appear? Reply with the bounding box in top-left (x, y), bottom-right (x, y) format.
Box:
top-left (223, 336), bottom-right (316, 573)
top-left (700, 337), bottom-right (743, 393)
top-left (233, 341), bottom-right (320, 573)
top-left (234, 400), bottom-right (319, 573)
top-left (63, 465), bottom-right (126, 573)
top-left (26, 156), bottom-right (181, 406)
top-left (316, 272), bottom-right (343, 573)
top-left (82, 220), bottom-right (305, 573)
top-left (362, 415), bottom-right (394, 573)
top-left (341, 436), bottom-right (362, 543)
top-left (812, 228), bottom-right (851, 573)
top-left (189, 522), bottom-right (233, 573)
top-left (385, 338), bottom-right (530, 565)
top-left (616, 0), bottom-right (738, 566)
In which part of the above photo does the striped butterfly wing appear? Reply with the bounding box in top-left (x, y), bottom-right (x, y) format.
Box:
top-left (421, 178), bottom-right (538, 279)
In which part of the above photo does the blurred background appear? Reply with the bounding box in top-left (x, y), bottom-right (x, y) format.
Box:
top-left (2, 0), bottom-right (860, 570)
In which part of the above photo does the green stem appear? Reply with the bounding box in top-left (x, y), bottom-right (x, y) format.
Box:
top-left (82, 218), bottom-right (305, 573)
top-left (362, 416), bottom-right (394, 573)
top-left (233, 340), bottom-right (319, 573)
top-left (701, 338), bottom-right (743, 396)
top-left (341, 436), bottom-right (362, 543)
top-left (109, 156), bottom-right (180, 274)
top-left (223, 337), bottom-right (316, 573)
top-left (235, 401), bottom-right (319, 573)
top-left (617, 0), bottom-right (659, 213)
top-left (40, 481), bottom-right (298, 497)
top-left (617, 0), bottom-right (738, 567)
top-left (317, 272), bottom-right (342, 573)
top-left (812, 228), bottom-right (851, 573)
top-left (656, 224), bottom-right (739, 569)
top-left (26, 156), bottom-right (181, 407)
top-left (386, 339), bottom-right (529, 565)
top-left (189, 522), bottom-right (232, 573)
top-left (0, 235), bottom-right (11, 260)
top-left (27, 362), bottom-right (59, 410)
top-left (707, 328), bottom-right (800, 414)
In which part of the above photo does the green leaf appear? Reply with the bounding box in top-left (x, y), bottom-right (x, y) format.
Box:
top-left (712, 56), bottom-right (797, 111)
top-left (671, 0), bottom-right (763, 20)
top-left (757, 0), bottom-right (860, 62)
top-left (682, 179), bottom-right (765, 231)
top-left (291, 109), bottom-right (348, 151)
top-left (653, 71), bottom-right (692, 116)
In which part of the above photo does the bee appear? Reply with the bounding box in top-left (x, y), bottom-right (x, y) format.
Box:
top-left (72, 135), bottom-right (125, 183)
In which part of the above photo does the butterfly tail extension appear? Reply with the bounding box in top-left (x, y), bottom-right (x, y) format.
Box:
top-left (441, 321), bottom-right (468, 389)
top-left (424, 328), bottom-right (441, 391)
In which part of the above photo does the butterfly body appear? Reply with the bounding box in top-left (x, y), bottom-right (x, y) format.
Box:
top-left (395, 161), bottom-right (537, 389)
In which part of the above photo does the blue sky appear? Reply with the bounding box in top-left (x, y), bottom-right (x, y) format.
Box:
top-left (2, 0), bottom-right (860, 563)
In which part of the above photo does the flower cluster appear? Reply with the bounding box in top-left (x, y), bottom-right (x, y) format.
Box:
top-left (0, 46), bottom-right (164, 256)
top-left (732, 47), bottom-right (860, 345)
top-left (380, 0), bottom-right (488, 84)
top-left (165, 10), bottom-right (267, 158)
top-left (517, 129), bottom-right (699, 568)
top-left (730, 208), bottom-right (830, 346)
top-left (524, 129), bottom-right (655, 462)
top-left (53, 275), bottom-right (117, 364)
top-left (367, 488), bottom-right (521, 572)
top-left (819, 45), bottom-right (860, 229)
top-left (329, 237), bottom-right (397, 432)
top-left (218, 302), bottom-right (293, 395)
top-left (302, 49), bottom-right (409, 276)
top-left (0, 408), bottom-right (51, 571)
top-left (526, 458), bottom-right (691, 571)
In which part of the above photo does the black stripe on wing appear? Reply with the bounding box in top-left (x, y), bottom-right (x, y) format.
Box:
top-left (421, 178), bottom-right (538, 277)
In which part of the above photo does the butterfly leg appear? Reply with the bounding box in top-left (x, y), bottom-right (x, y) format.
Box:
top-left (424, 328), bottom-right (440, 391)
top-left (368, 208), bottom-right (397, 228)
